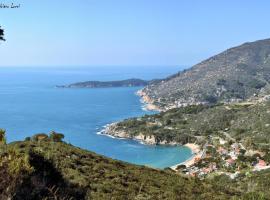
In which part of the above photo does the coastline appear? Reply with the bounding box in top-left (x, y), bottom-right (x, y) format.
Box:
top-left (99, 90), bottom-right (200, 169)
top-left (136, 89), bottom-right (162, 112)
top-left (136, 89), bottom-right (203, 169)
top-left (184, 143), bottom-right (200, 154)
top-left (101, 122), bottom-right (181, 145)
top-left (100, 123), bottom-right (200, 169)
top-left (170, 143), bottom-right (201, 170)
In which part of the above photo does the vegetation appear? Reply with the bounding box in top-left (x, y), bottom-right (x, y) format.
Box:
top-left (0, 133), bottom-right (242, 199)
top-left (0, 129), bottom-right (6, 145)
top-left (49, 131), bottom-right (65, 142)
top-left (0, 26), bottom-right (4, 41)
top-left (1, 132), bottom-right (270, 199)
top-left (59, 78), bottom-right (152, 88)
top-left (109, 100), bottom-right (270, 151)
top-left (141, 38), bottom-right (270, 110)
top-left (2, 30), bottom-right (270, 198)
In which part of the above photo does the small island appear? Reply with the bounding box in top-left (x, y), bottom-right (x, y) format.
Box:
top-left (57, 78), bottom-right (155, 88)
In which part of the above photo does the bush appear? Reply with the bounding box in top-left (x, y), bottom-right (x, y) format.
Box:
top-left (32, 133), bottom-right (49, 142)
top-left (0, 129), bottom-right (6, 145)
top-left (49, 131), bottom-right (64, 142)
top-left (204, 95), bottom-right (218, 104)
top-left (248, 79), bottom-right (266, 89)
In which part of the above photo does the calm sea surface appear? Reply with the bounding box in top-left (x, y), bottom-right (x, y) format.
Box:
top-left (0, 66), bottom-right (191, 168)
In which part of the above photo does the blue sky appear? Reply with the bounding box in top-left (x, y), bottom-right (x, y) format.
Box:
top-left (0, 0), bottom-right (270, 66)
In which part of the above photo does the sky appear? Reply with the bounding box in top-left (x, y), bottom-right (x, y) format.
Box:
top-left (0, 0), bottom-right (270, 66)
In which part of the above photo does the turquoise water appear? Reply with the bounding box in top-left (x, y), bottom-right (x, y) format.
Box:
top-left (0, 66), bottom-right (191, 168)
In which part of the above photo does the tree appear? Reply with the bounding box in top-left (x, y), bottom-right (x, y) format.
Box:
top-left (244, 137), bottom-right (254, 149)
top-left (49, 131), bottom-right (64, 142)
top-left (0, 129), bottom-right (6, 145)
top-left (0, 27), bottom-right (5, 41)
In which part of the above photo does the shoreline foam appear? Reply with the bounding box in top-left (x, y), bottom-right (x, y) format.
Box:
top-left (136, 89), bottom-right (162, 112)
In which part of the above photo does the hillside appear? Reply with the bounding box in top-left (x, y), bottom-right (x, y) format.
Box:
top-left (2, 133), bottom-right (270, 199)
top-left (140, 38), bottom-right (270, 110)
top-left (0, 136), bottom-right (247, 200)
top-left (105, 99), bottom-right (270, 180)
top-left (58, 78), bottom-right (152, 88)
top-left (105, 99), bottom-right (270, 150)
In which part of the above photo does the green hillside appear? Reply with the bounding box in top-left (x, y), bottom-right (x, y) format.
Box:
top-left (0, 137), bottom-right (244, 200)
top-left (107, 100), bottom-right (270, 150)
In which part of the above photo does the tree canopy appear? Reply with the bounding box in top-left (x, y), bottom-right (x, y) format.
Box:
top-left (0, 27), bottom-right (5, 41)
top-left (0, 129), bottom-right (6, 144)
top-left (49, 131), bottom-right (65, 142)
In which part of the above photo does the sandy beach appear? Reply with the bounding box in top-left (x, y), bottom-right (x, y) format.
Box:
top-left (171, 143), bottom-right (201, 170)
top-left (184, 143), bottom-right (201, 154)
top-left (137, 89), bottom-right (163, 112)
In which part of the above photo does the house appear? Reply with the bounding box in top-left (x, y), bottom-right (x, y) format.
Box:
top-left (225, 158), bottom-right (236, 167)
top-left (202, 167), bottom-right (211, 174)
top-left (228, 151), bottom-right (238, 160)
top-left (217, 147), bottom-right (228, 155)
top-left (194, 157), bottom-right (201, 162)
top-left (231, 143), bottom-right (239, 151)
top-left (257, 159), bottom-right (266, 167)
top-left (209, 163), bottom-right (217, 171)
top-left (253, 159), bottom-right (270, 171)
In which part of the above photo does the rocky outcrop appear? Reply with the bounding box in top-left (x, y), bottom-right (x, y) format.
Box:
top-left (103, 123), bottom-right (156, 145)
top-left (103, 123), bottom-right (178, 145)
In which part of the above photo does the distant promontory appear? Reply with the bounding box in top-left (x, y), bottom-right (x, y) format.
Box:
top-left (57, 78), bottom-right (161, 88)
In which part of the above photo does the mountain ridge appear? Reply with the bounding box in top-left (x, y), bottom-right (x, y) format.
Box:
top-left (141, 38), bottom-right (270, 110)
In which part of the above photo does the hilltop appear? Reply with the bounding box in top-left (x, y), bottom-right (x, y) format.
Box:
top-left (140, 38), bottom-right (270, 110)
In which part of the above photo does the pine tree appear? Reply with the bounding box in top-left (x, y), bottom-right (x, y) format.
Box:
top-left (0, 129), bottom-right (6, 145)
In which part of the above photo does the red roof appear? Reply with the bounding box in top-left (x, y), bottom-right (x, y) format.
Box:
top-left (226, 158), bottom-right (235, 164)
top-left (258, 159), bottom-right (266, 167)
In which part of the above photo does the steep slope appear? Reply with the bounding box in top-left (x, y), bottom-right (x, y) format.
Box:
top-left (0, 139), bottom-right (238, 200)
top-left (2, 135), bottom-right (270, 199)
top-left (140, 38), bottom-right (270, 110)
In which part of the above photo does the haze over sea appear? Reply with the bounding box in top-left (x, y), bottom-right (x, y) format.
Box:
top-left (0, 66), bottom-right (191, 168)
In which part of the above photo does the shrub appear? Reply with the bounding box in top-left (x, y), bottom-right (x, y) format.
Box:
top-left (49, 131), bottom-right (64, 142)
top-left (0, 129), bottom-right (6, 145)
top-left (32, 133), bottom-right (49, 142)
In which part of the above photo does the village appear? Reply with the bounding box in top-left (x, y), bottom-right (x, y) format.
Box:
top-left (173, 133), bottom-right (270, 179)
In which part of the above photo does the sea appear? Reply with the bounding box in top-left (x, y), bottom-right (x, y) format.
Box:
top-left (0, 66), bottom-right (192, 169)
